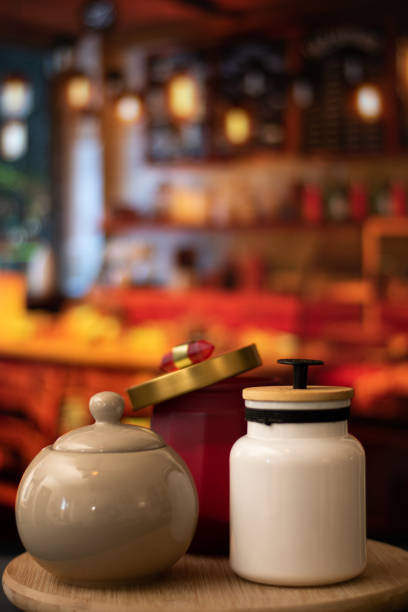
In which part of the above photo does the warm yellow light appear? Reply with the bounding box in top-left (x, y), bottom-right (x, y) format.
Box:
top-left (396, 40), bottom-right (408, 98)
top-left (66, 75), bottom-right (92, 109)
top-left (115, 94), bottom-right (143, 122)
top-left (224, 108), bottom-right (252, 145)
top-left (167, 74), bottom-right (199, 121)
top-left (0, 76), bottom-right (33, 118)
top-left (355, 84), bottom-right (382, 121)
top-left (169, 187), bottom-right (209, 226)
top-left (0, 120), bottom-right (28, 160)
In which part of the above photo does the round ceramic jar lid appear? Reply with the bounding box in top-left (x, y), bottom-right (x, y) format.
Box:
top-left (53, 392), bottom-right (165, 453)
top-left (243, 385), bottom-right (354, 402)
top-left (128, 344), bottom-right (262, 411)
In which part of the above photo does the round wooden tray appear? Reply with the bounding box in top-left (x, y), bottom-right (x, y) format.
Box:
top-left (3, 540), bottom-right (408, 612)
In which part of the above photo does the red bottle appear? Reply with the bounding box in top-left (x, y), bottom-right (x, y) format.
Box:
top-left (350, 183), bottom-right (368, 221)
top-left (390, 182), bottom-right (406, 217)
top-left (302, 184), bottom-right (323, 224)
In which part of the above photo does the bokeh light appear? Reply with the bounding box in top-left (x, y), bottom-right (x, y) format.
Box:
top-left (66, 75), bottom-right (92, 109)
top-left (224, 107), bottom-right (252, 145)
top-left (0, 75), bottom-right (33, 118)
top-left (167, 73), bottom-right (200, 121)
top-left (355, 84), bottom-right (382, 121)
top-left (115, 93), bottom-right (143, 122)
top-left (0, 120), bottom-right (28, 160)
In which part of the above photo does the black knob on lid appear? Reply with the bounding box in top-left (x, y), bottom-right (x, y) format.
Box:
top-left (277, 358), bottom-right (324, 389)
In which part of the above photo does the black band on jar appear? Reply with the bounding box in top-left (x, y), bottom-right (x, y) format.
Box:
top-left (245, 406), bottom-right (350, 425)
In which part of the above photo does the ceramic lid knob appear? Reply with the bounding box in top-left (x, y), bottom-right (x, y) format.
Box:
top-left (90, 391), bottom-right (124, 424)
top-left (53, 390), bottom-right (164, 452)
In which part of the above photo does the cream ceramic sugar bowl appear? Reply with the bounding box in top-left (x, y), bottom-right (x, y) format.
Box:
top-left (16, 391), bottom-right (198, 585)
top-left (230, 359), bottom-right (366, 586)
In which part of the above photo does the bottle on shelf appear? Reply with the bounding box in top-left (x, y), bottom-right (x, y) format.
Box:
top-left (325, 183), bottom-right (349, 222)
top-left (390, 181), bottom-right (406, 217)
top-left (169, 247), bottom-right (198, 289)
top-left (349, 183), bottom-right (368, 222)
top-left (25, 243), bottom-right (64, 312)
top-left (302, 183), bottom-right (323, 224)
top-left (370, 182), bottom-right (391, 216)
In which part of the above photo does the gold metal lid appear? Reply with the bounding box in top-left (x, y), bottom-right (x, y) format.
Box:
top-left (243, 385), bottom-right (354, 402)
top-left (128, 344), bottom-right (262, 411)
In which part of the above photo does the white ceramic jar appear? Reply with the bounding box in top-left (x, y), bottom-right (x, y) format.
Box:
top-left (230, 360), bottom-right (366, 586)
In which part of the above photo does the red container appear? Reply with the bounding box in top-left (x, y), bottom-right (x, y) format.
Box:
top-left (302, 184), bottom-right (323, 224)
top-left (350, 183), bottom-right (368, 221)
top-left (151, 375), bottom-right (268, 555)
top-left (390, 182), bottom-right (407, 216)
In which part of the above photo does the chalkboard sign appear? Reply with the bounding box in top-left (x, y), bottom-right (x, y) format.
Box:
top-left (146, 50), bottom-right (209, 161)
top-left (300, 27), bottom-right (385, 154)
top-left (146, 40), bottom-right (287, 161)
top-left (214, 39), bottom-right (287, 155)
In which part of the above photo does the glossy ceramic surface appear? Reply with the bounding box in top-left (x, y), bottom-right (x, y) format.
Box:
top-left (230, 398), bottom-right (366, 586)
top-left (16, 392), bottom-right (198, 584)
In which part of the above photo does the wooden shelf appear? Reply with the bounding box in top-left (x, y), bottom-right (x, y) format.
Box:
top-left (143, 151), bottom-right (408, 170)
top-left (105, 217), bottom-right (362, 236)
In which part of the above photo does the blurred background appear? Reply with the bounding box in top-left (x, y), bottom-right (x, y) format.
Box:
top-left (0, 0), bottom-right (408, 556)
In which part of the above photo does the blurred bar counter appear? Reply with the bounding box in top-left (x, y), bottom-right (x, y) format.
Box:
top-left (1, 272), bottom-right (408, 544)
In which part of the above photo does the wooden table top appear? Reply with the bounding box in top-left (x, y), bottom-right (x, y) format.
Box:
top-left (3, 540), bottom-right (408, 612)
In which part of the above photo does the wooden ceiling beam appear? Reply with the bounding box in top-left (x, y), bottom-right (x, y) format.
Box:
top-left (1, 0), bottom-right (408, 50)
top-left (0, 18), bottom-right (67, 49)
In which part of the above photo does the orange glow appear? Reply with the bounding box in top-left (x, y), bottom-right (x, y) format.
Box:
top-left (66, 75), bottom-right (92, 109)
top-left (397, 39), bottom-right (408, 97)
top-left (355, 84), bottom-right (382, 122)
top-left (168, 187), bottom-right (209, 226)
top-left (167, 73), bottom-right (200, 121)
top-left (0, 76), bottom-right (33, 118)
top-left (115, 93), bottom-right (143, 123)
top-left (224, 108), bottom-right (252, 145)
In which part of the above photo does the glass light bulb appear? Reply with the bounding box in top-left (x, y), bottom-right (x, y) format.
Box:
top-left (224, 108), bottom-right (251, 145)
top-left (116, 94), bottom-right (143, 122)
top-left (66, 75), bottom-right (92, 109)
top-left (355, 84), bottom-right (382, 121)
top-left (0, 120), bottom-right (28, 160)
top-left (0, 77), bottom-right (33, 118)
top-left (167, 74), bottom-right (199, 121)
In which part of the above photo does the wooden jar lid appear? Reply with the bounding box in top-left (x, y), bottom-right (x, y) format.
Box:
top-left (243, 385), bottom-right (354, 402)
